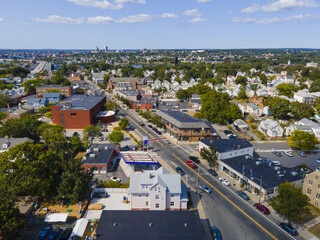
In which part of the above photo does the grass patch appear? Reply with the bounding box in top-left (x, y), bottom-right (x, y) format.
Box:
top-left (74, 152), bottom-right (86, 161)
top-left (309, 223), bottom-right (320, 238)
top-left (252, 130), bottom-right (266, 140)
top-left (296, 204), bottom-right (320, 225)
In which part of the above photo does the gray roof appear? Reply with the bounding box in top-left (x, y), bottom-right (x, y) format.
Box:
top-left (297, 118), bottom-right (320, 129)
top-left (292, 124), bottom-right (313, 132)
top-left (191, 94), bottom-right (201, 99)
top-left (260, 119), bottom-right (280, 130)
top-left (200, 139), bottom-right (253, 153)
top-left (118, 90), bottom-right (140, 96)
top-left (0, 138), bottom-right (32, 151)
top-left (247, 103), bottom-right (259, 111)
top-left (96, 210), bottom-right (205, 240)
top-left (156, 110), bottom-right (213, 130)
top-left (54, 95), bottom-right (105, 111)
top-left (110, 77), bottom-right (145, 85)
top-left (37, 85), bottom-right (71, 89)
top-left (234, 119), bottom-right (248, 127)
top-left (81, 144), bottom-right (117, 165)
top-left (43, 92), bottom-right (61, 98)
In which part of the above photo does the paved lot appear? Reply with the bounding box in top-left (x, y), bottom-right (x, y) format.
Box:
top-left (158, 102), bottom-right (190, 111)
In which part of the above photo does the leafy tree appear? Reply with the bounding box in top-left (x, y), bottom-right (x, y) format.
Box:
top-left (39, 124), bottom-right (66, 152)
top-left (83, 125), bottom-right (102, 146)
top-left (238, 89), bottom-right (248, 99)
top-left (290, 102), bottom-right (315, 120)
top-left (200, 146), bottom-right (218, 169)
top-left (0, 94), bottom-right (13, 108)
top-left (0, 111), bottom-right (8, 122)
top-left (108, 128), bottom-right (124, 144)
top-left (266, 97), bottom-right (290, 119)
top-left (315, 97), bottom-right (320, 113)
top-left (276, 83), bottom-right (295, 97)
top-left (235, 76), bottom-right (248, 86)
top-left (69, 135), bottom-right (84, 156)
top-left (288, 130), bottom-right (319, 150)
top-left (119, 118), bottom-right (129, 130)
top-left (270, 182), bottom-right (309, 223)
top-left (309, 79), bottom-right (320, 92)
top-left (57, 160), bottom-right (93, 204)
top-left (105, 100), bottom-right (118, 111)
top-left (176, 89), bottom-right (189, 100)
top-left (260, 74), bottom-right (267, 85)
top-left (151, 115), bottom-right (164, 128)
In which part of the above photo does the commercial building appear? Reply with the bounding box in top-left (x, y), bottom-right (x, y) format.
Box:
top-left (302, 168), bottom-right (320, 209)
top-left (36, 85), bottom-right (73, 97)
top-left (130, 97), bottom-right (158, 110)
top-left (129, 167), bottom-right (188, 210)
top-left (109, 77), bottom-right (145, 90)
top-left (51, 95), bottom-right (113, 129)
top-left (156, 110), bottom-right (216, 142)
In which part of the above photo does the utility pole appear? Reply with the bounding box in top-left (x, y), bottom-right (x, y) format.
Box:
top-left (259, 175), bottom-right (263, 204)
top-left (196, 166), bottom-right (200, 194)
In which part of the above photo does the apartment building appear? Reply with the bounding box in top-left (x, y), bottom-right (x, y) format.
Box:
top-left (303, 168), bottom-right (320, 209)
top-left (36, 85), bottom-right (73, 97)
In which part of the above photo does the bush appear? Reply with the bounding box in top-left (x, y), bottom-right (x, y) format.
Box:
top-left (227, 126), bottom-right (233, 131)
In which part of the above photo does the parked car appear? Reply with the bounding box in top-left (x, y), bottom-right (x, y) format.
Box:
top-left (218, 178), bottom-right (230, 186)
top-left (122, 145), bottom-right (130, 151)
top-left (316, 158), bottom-right (320, 163)
top-left (139, 122), bottom-right (145, 126)
top-left (273, 151), bottom-right (282, 157)
top-left (48, 228), bottom-right (61, 240)
top-left (199, 185), bottom-right (212, 194)
top-left (208, 169), bottom-right (218, 176)
top-left (228, 134), bottom-right (237, 139)
top-left (211, 226), bottom-right (222, 240)
top-left (182, 110), bottom-right (188, 112)
top-left (254, 203), bottom-right (270, 214)
top-left (189, 156), bottom-right (200, 163)
top-left (237, 191), bottom-right (250, 200)
top-left (297, 151), bottom-right (306, 157)
top-left (39, 226), bottom-right (52, 240)
top-left (148, 124), bottom-right (153, 128)
top-left (163, 139), bottom-right (170, 144)
top-left (186, 160), bottom-right (197, 169)
top-left (130, 125), bottom-right (135, 130)
top-left (131, 145), bottom-right (137, 151)
top-left (258, 157), bottom-right (267, 161)
top-left (175, 167), bottom-right (185, 175)
top-left (110, 176), bottom-right (121, 182)
top-left (223, 130), bottom-right (232, 136)
top-left (284, 151), bottom-right (294, 157)
top-left (279, 222), bottom-right (298, 236)
top-left (272, 161), bottom-right (281, 166)
top-left (59, 228), bottom-right (73, 240)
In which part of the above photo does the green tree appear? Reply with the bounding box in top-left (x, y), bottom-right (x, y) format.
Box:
top-left (260, 74), bottom-right (268, 85)
top-left (0, 111), bottom-right (8, 122)
top-left (288, 130), bottom-right (319, 150)
top-left (200, 146), bottom-right (218, 169)
top-left (176, 89), bottom-right (190, 100)
top-left (119, 118), bottom-right (129, 130)
top-left (0, 94), bottom-right (13, 108)
top-left (238, 89), bottom-right (248, 99)
top-left (105, 100), bottom-right (118, 111)
top-left (235, 76), bottom-right (248, 86)
top-left (108, 128), bottom-right (124, 144)
top-left (290, 102), bottom-right (315, 120)
top-left (276, 83), bottom-right (295, 97)
top-left (270, 182), bottom-right (309, 223)
top-left (314, 97), bottom-right (320, 113)
top-left (309, 79), bottom-right (320, 92)
top-left (83, 125), bottom-right (102, 146)
top-left (266, 97), bottom-right (290, 119)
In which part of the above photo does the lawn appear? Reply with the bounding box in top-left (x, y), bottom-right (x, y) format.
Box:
top-left (296, 204), bottom-right (320, 225)
top-left (309, 222), bottom-right (320, 238)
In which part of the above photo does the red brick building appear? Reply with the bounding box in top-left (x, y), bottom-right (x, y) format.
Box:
top-left (108, 77), bottom-right (145, 90)
top-left (36, 85), bottom-right (73, 97)
top-left (51, 95), bottom-right (114, 129)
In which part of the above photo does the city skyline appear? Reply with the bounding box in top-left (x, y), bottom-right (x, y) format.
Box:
top-left (0, 0), bottom-right (320, 49)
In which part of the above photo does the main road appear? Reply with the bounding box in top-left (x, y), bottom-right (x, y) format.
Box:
top-left (120, 108), bottom-right (301, 240)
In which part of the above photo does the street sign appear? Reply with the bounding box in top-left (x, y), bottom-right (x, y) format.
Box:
top-left (143, 136), bottom-right (148, 146)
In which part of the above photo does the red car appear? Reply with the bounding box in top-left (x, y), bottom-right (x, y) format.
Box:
top-left (254, 203), bottom-right (270, 214)
top-left (186, 160), bottom-right (197, 169)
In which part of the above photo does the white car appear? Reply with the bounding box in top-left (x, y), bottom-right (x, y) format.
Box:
top-left (110, 176), bottom-right (121, 182)
top-left (284, 151), bottom-right (294, 157)
top-left (163, 139), bottom-right (170, 144)
top-left (218, 178), bottom-right (230, 186)
top-left (316, 158), bottom-right (320, 163)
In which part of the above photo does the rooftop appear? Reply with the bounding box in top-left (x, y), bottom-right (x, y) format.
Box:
top-left (0, 137), bottom-right (32, 151)
top-left (96, 110), bottom-right (115, 117)
top-left (95, 210), bottom-right (205, 240)
top-left (200, 139), bottom-right (253, 153)
top-left (81, 144), bottom-right (118, 165)
top-left (120, 151), bottom-right (158, 165)
top-left (37, 85), bottom-right (72, 88)
top-left (53, 95), bottom-right (105, 111)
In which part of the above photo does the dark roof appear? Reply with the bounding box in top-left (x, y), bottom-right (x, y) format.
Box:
top-left (110, 77), bottom-right (145, 85)
top-left (81, 144), bottom-right (117, 165)
top-left (200, 139), bottom-right (253, 153)
top-left (221, 155), bottom-right (305, 189)
top-left (43, 92), bottom-right (61, 98)
top-left (54, 95), bottom-right (105, 111)
top-left (96, 210), bottom-right (205, 240)
top-left (37, 85), bottom-right (72, 88)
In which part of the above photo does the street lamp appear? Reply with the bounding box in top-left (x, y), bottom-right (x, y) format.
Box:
top-left (250, 176), bottom-right (264, 204)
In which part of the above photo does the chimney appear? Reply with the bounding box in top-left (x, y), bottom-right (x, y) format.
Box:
top-left (18, 103), bottom-right (22, 109)
top-left (149, 173), bottom-right (153, 179)
top-left (60, 83), bottom-right (63, 87)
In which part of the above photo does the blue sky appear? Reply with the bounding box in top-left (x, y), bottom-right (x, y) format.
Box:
top-left (0, 0), bottom-right (320, 49)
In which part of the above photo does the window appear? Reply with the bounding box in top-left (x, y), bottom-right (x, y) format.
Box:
top-left (71, 113), bottom-right (76, 116)
top-left (155, 203), bottom-right (159, 208)
top-left (184, 130), bottom-right (188, 133)
top-left (171, 193), bottom-right (174, 198)
top-left (307, 188), bottom-right (312, 194)
top-left (60, 113), bottom-right (64, 117)
top-left (194, 129), bottom-right (200, 134)
top-left (146, 194), bottom-right (149, 197)
top-left (171, 202), bottom-right (174, 206)
top-left (318, 184), bottom-right (320, 189)
top-left (315, 202), bottom-right (319, 207)
top-left (316, 175), bottom-right (319, 180)
top-left (138, 194), bottom-right (142, 197)
top-left (155, 195), bottom-right (159, 199)
top-left (146, 201), bottom-right (149, 206)
top-left (316, 193), bottom-right (320, 199)
top-left (309, 180), bottom-right (313, 185)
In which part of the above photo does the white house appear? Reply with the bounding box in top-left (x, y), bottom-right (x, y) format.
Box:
top-left (246, 103), bottom-right (263, 116)
top-left (129, 167), bottom-right (188, 210)
top-left (259, 119), bottom-right (284, 138)
top-left (296, 118), bottom-right (320, 139)
top-left (294, 89), bottom-right (316, 106)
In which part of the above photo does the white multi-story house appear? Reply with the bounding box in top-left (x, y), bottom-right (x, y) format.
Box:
top-left (129, 167), bottom-right (188, 210)
top-left (296, 118), bottom-right (320, 139)
top-left (259, 119), bottom-right (284, 138)
top-left (293, 89), bottom-right (316, 106)
top-left (246, 103), bottom-right (263, 116)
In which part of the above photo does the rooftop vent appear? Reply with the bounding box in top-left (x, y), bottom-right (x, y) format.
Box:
top-left (86, 149), bottom-right (91, 153)
top-left (149, 223), bottom-right (153, 227)
top-left (89, 154), bottom-right (96, 158)
top-left (291, 171), bottom-right (298, 176)
top-left (105, 146), bottom-right (108, 150)
top-left (93, 148), bottom-right (100, 152)
top-left (184, 223), bottom-right (188, 227)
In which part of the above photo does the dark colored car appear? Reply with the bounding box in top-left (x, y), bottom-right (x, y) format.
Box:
top-left (122, 145), bottom-right (130, 151)
top-left (254, 203), bottom-right (270, 214)
top-left (228, 134), bottom-right (237, 139)
top-left (72, 132), bottom-right (79, 137)
top-left (59, 228), bottom-right (73, 240)
top-left (273, 151), bottom-right (282, 157)
top-left (237, 191), bottom-right (250, 200)
top-left (130, 125), bottom-right (135, 130)
top-left (48, 228), bottom-right (61, 240)
top-left (175, 167), bottom-right (185, 175)
top-left (189, 156), bottom-right (200, 163)
top-left (186, 160), bottom-right (197, 169)
top-left (199, 185), bottom-right (212, 194)
top-left (139, 122), bottom-right (145, 126)
top-left (211, 226), bottom-right (222, 240)
top-left (39, 226), bottom-right (52, 240)
top-left (208, 169), bottom-right (218, 176)
top-left (148, 124), bottom-right (153, 128)
top-left (279, 222), bottom-right (298, 236)
top-left (223, 130), bottom-right (232, 135)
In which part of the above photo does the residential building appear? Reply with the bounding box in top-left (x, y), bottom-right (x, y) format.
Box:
top-left (233, 119), bottom-right (248, 129)
top-left (306, 62), bottom-right (319, 68)
top-left (296, 118), bottom-right (320, 139)
top-left (7, 103), bottom-right (34, 119)
top-left (259, 119), bottom-right (284, 138)
top-left (115, 90), bottom-right (141, 102)
top-left (246, 103), bottom-right (263, 116)
top-left (294, 89), bottom-right (316, 106)
top-left (302, 168), bottom-right (320, 209)
top-left (43, 92), bottom-right (62, 104)
top-left (130, 97), bottom-right (158, 110)
top-left (109, 77), bottom-right (145, 90)
top-left (26, 98), bottom-right (48, 110)
top-left (114, 82), bottom-right (135, 91)
top-left (81, 144), bottom-right (119, 174)
top-left (36, 85), bottom-right (73, 97)
top-left (0, 137), bottom-right (32, 153)
top-left (156, 110), bottom-right (216, 142)
top-left (51, 95), bottom-right (111, 129)
top-left (285, 124), bottom-right (313, 136)
top-left (129, 167), bottom-right (188, 210)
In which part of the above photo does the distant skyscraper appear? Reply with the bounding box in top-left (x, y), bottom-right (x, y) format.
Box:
top-left (103, 46), bottom-right (108, 53)
top-left (95, 46), bottom-right (100, 53)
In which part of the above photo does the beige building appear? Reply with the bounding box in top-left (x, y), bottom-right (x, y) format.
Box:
top-left (302, 169), bottom-right (320, 208)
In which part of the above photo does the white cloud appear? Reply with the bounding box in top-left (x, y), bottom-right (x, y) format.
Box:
top-left (232, 13), bottom-right (320, 24)
top-left (197, 0), bottom-right (212, 2)
top-left (183, 9), bottom-right (202, 17)
top-left (115, 14), bottom-right (154, 23)
top-left (189, 17), bottom-right (205, 23)
top-left (32, 15), bottom-right (85, 24)
top-left (66, 0), bottom-right (123, 9)
top-left (87, 16), bottom-right (114, 24)
top-left (161, 13), bottom-right (178, 18)
top-left (241, 0), bottom-right (319, 13)
top-left (0, 18), bottom-right (4, 22)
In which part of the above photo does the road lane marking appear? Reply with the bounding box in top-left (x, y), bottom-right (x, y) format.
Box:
top-left (172, 153), bottom-right (279, 240)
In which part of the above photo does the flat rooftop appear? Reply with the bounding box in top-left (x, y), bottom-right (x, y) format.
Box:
top-left (201, 139), bottom-right (253, 153)
top-left (81, 144), bottom-right (117, 165)
top-left (120, 151), bottom-right (158, 165)
top-left (95, 210), bottom-right (205, 240)
top-left (54, 95), bottom-right (105, 111)
top-left (96, 110), bottom-right (115, 117)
